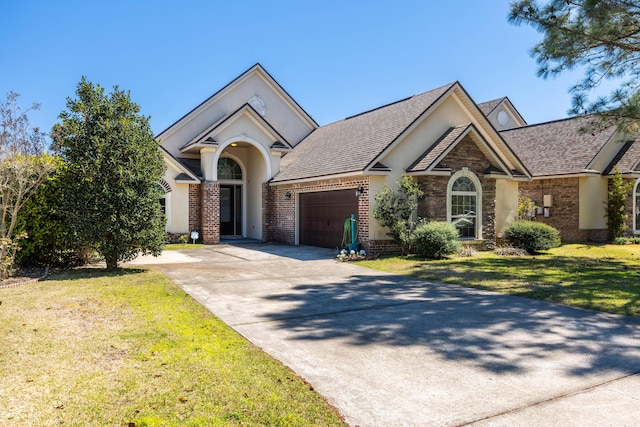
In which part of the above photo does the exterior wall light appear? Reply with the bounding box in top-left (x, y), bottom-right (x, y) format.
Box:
top-left (285, 192), bottom-right (292, 200)
top-left (355, 186), bottom-right (365, 197)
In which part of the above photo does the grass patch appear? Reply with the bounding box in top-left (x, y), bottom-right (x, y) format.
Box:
top-left (163, 243), bottom-right (205, 251)
top-left (357, 244), bottom-right (640, 317)
top-left (0, 268), bottom-right (345, 426)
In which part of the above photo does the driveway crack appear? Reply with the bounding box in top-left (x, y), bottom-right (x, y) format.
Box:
top-left (458, 371), bottom-right (640, 426)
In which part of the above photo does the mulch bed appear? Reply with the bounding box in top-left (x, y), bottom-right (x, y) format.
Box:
top-left (0, 267), bottom-right (49, 289)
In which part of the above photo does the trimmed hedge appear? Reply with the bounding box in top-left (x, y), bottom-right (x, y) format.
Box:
top-left (503, 220), bottom-right (561, 254)
top-left (413, 221), bottom-right (461, 259)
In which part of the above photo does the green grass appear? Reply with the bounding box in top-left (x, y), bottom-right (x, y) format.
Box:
top-left (164, 243), bottom-right (205, 251)
top-left (357, 244), bottom-right (640, 317)
top-left (0, 268), bottom-right (345, 426)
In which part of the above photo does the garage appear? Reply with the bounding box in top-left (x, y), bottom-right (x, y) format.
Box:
top-left (299, 189), bottom-right (358, 249)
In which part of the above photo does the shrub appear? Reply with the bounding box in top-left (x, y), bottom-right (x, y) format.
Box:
top-left (374, 174), bottom-right (423, 255)
top-left (15, 160), bottom-right (82, 267)
top-left (413, 221), bottom-right (461, 259)
top-left (0, 232), bottom-right (27, 279)
top-left (457, 244), bottom-right (478, 258)
top-left (614, 236), bottom-right (640, 245)
top-left (494, 244), bottom-right (529, 257)
top-left (607, 166), bottom-right (633, 240)
top-left (503, 220), bottom-right (561, 254)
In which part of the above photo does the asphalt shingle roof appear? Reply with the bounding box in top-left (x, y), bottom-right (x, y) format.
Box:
top-left (500, 116), bottom-right (617, 177)
top-left (605, 139), bottom-right (640, 174)
top-left (271, 82), bottom-right (456, 183)
top-left (407, 124), bottom-right (471, 172)
top-left (477, 98), bottom-right (505, 116)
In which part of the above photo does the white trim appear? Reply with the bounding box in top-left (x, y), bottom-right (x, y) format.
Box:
top-left (158, 188), bottom-right (172, 232)
top-left (530, 172), bottom-right (601, 180)
top-left (270, 171), bottom-right (366, 186)
top-left (447, 169), bottom-right (483, 239)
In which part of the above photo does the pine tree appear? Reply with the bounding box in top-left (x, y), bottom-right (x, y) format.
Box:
top-left (510, 0), bottom-right (640, 130)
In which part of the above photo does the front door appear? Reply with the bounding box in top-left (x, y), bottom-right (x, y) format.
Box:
top-left (220, 185), bottom-right (242, 237)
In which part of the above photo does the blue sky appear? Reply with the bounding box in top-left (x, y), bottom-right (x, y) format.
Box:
top-left (1, 1), bottom-right (598, 138)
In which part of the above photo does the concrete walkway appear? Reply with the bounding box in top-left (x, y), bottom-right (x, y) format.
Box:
top-left (129, 244), bottom-right (640, 426)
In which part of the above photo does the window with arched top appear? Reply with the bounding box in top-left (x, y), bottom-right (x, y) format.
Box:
top-left (447, 171), bottom-right (482, 239)
top-left (217, 157), bottom-right (242, 180)
top-left (156, 183), bottom-right (170, 230)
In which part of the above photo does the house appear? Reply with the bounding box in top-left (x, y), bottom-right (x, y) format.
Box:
top-left (157, 64), bottom-right (640, 252)
top-left (501, 116), bottom-right (640, 241)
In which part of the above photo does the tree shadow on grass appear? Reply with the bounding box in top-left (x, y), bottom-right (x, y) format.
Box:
top-left (260, 270), bottom-right (640, 376)
top-left (406, 255), bottom-right (640, 316)
top-left (49, 267), bottom-right (148, 281)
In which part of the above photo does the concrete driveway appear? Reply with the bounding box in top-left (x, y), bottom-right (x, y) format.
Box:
top-left (130, 243), bottom-right (640, 426)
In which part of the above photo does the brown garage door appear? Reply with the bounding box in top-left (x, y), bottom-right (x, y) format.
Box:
top-left (300, 189), bottom-right (358, 249)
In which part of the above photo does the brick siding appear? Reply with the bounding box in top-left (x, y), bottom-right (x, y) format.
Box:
top-left (519, 178), bottom-right (609, 242)
top-left (201, 181), bottom-right (220, 244)
top-left (189, 184), bottom-right (201, 238)
top-left (266, 177), bottom-right (370, 251)
top-left (416, 135), bottom-right (497, 242)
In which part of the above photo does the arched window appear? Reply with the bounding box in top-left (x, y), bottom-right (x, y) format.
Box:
top-left (634, 179), bottom-right (640, 233)
top-left (217, 157), bottom-right (242, 180)
top-left (447, 170), bottom-right (482, 239)
top-left (156, 181), bottom-right (171, 230)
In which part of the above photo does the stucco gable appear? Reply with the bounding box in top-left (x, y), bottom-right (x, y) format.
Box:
top-left (179, 103), bottom-right (292, 154)
top-left (478, 97), bottom-right (527, 130)
top-left (157, 64), bottom-right (316, 158)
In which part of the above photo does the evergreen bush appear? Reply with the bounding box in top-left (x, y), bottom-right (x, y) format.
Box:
top-left (413, 221), bottom-right (461, 259)
top-left (503, 220), bottom-right (561, 254)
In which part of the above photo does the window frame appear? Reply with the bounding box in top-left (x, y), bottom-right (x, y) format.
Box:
top-left (447, 169), bottom-right (482, 240)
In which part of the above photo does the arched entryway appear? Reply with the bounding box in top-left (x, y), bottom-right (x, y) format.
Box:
top-left (218, 157), bottom-right (243, 237)
top-left (213, 138), bottom-right (271, 241)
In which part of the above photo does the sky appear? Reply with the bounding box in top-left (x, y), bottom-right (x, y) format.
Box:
top-left (0, 1), bottom-right (605, 139)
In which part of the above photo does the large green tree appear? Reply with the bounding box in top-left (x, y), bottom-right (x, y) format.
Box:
top-left (54, 78), bottom-right (166, 269)
top-left (509, 0), bottom-right (640, 130)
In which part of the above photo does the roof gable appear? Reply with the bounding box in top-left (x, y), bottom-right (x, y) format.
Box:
top-left (160, 146), bottom-right (201, 183)
top-left (406, 124), bottom-right (514, 177)
top-left (157, 63), bottom-right (317, 157)
top-left (271, 81), bottom-right (531, 184)
top-left (477, 97), bottom-right (527, 130)
top-left (179, 103), bottom-right (293, 154)
top-left (604, 139), bottom-right (640, 175)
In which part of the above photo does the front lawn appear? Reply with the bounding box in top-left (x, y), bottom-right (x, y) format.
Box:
top-left (0, 269), bottom-right (345, 426)
top-left (357, 244), bottom-right (640, 317)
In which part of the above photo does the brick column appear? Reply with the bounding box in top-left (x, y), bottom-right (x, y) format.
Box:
top-left (189, 184), bottom-right (201, 237)
top-left (201, 181), bottom-right (220, 244)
